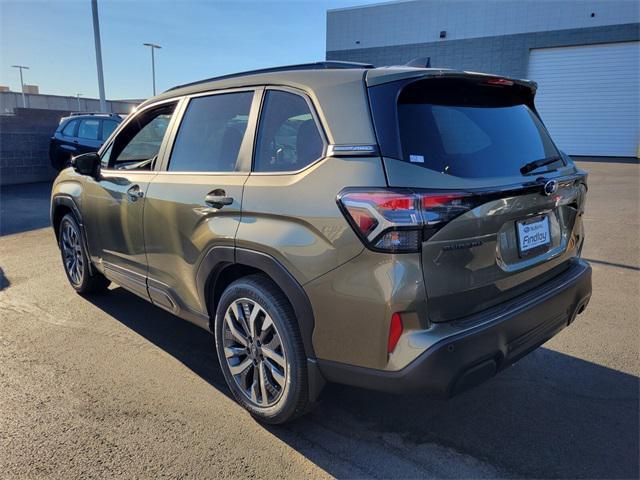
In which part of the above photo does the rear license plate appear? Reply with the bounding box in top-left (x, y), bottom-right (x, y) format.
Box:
top-left (516, 215), bottom-right (550, 256)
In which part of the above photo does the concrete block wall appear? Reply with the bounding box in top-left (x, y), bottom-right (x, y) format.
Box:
top-left (0, 92), bottom-right (139, 115)
top-left (0, 108), bottom-right (71, 185)
top-left (327, 23), bottom-right (640, 79)
top-left (327, 0), bottom-right (640, 51)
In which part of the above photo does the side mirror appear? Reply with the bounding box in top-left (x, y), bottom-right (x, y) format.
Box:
top-left (72, 152), bottom-right (100, 177)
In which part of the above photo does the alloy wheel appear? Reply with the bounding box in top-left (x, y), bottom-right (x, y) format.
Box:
top-left (222, 298), bottom-right (288, 407)
top-left (61, 221), bottom-right (84, 286)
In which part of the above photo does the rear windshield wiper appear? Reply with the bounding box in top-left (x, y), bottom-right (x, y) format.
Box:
top-left (520, 155), bottom-right (563, 175)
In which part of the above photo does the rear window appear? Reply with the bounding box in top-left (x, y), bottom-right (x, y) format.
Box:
top-left (370, 77), bottom-right (563, 178)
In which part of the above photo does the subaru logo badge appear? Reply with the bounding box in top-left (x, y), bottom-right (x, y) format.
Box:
top-left (543, 180), bottom-right (558, 196)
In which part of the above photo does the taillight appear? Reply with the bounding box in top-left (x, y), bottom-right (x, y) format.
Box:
top-left (486, 78), bottom-right (514, 86)
top-left (338, 188), bottom-right (476, 253)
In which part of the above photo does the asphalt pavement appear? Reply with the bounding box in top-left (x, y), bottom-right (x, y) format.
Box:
top-left (0, 160), bottom-right (638, 479)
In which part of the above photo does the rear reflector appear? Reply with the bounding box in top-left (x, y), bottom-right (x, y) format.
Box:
top-left (388, 313), bottom-right (403, 353)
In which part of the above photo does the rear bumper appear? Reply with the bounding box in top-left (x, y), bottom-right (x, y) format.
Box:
top-left (317, 258), bottom-right (592, 398)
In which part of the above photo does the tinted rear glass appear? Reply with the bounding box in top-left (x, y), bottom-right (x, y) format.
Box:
top-left (370, 77), bottom-right (563, 178)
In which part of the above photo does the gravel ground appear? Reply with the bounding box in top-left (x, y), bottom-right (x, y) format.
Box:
top-left (0, 160), bottom-right (638, 479)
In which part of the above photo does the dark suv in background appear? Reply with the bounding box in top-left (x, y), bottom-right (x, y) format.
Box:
top-left (49, 113), bottom-right (123, 170)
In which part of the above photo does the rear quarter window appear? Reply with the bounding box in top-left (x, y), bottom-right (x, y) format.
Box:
top-left (101, 120), bottom-right (119, 140)
top-left (254, 90), bottom-right (324, 173)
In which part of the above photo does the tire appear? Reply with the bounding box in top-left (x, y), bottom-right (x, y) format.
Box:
top-left (214, 274), bottom-right (309, 424)
top-left (58, 213), bottom-right (110, 294)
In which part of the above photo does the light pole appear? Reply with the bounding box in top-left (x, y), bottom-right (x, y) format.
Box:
top-left (11, 65), bottom-right (29, 108)
top-left (91, 0), bottom-right (107, 112)
top-left (76, 93), bottom-right (83, 111)
top-left (143, 43), bottom-right (161, 96)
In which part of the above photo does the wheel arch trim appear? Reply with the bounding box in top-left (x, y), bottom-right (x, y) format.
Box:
top-left (197, 246), bottom-right (317, 359)
top-left (51, 194), bottom-right (94, 275)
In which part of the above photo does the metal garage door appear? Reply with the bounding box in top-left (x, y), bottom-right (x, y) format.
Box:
top-left (528, 42), bottom-right (639, 158)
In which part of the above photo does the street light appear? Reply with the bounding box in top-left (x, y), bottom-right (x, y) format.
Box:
top-left (76, 93), bottom-right (83, 111)
top-left (11, 65), bottom-right (29, 108)
top-left (143, 43), bottom-right (162, 96)
top-left (91, 0), bottom-right (107, 112)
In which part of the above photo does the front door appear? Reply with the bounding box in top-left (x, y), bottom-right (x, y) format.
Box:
top-left (84, 101), bottom-right (179, 299)
top-left (143, 89), bottom-right (260, 315)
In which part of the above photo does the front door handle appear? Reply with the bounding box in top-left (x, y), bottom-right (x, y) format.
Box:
top-left (205, 189), bottom-right (233, 208)
top-left (127, 184), bottom-right (144, 202)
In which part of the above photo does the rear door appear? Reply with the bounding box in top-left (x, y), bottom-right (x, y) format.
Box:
top-left (368, 74), bottom-right (587, 322)
top-left (143, 88), bottom-right (260, 315)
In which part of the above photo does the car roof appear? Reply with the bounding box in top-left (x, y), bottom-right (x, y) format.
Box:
top-left (138, 62), bottom-right (535, 145)
top-left (146, 63), bottom-right (533, 106)
top-left (144, 63), bottom-right (378, 145)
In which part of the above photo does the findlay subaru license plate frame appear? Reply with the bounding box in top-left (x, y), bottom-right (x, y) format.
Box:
top-left (516, 214), bottom-right (551, 258)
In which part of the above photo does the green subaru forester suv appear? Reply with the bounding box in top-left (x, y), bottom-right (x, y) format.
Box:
top-left (51, 61), bottom-right (592, 424)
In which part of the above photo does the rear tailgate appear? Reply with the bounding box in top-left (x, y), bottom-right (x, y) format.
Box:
top-left (367, 71), bottom-right (588, 322)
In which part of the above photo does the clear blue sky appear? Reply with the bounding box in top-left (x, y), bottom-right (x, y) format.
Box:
top-left (0, 0), bottom-right (373, 100)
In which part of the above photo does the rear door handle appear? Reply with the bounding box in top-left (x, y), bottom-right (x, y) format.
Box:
top-left (205, 189), bottom-right (233, 208)
top-left (127, 184), bottom-right (144, 202)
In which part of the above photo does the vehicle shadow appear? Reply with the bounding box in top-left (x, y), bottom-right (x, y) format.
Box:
top-left (0, 268), bottom-right (10, 291)
top-left (89, 286), bottom-right (639, 479)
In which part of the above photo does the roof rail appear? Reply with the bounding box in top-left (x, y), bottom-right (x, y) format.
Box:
top-left (69, 112), bottom-right (121, 117)
top-left (166, 61), bottom-right (375, 92)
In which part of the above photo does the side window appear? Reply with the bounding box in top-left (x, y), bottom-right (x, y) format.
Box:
top-left (168, 91), bottom-right (253, 172)
top-left (101, 119), bottom-right (119, 141)
top-left (254, 91), bottom-right (324, 172)
top-left (61, 120), bottom-right (78, 137)
top-left (104, 103), bottom-right (176, 170)
top-left (77, 119), bottom-right (100, 140)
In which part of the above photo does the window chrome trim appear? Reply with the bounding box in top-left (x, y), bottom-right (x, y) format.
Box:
top-left (152, 170), bottom-right (248, 176)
